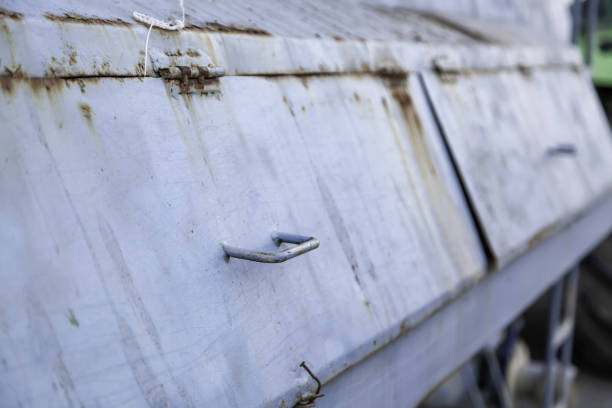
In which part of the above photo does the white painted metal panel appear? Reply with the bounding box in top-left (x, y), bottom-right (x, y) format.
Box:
top-left (3, 0), bottom-right (570, 44)
top-left (422, 69), bottom-right (612, 267)
top-left (317, 191), bottom-right (612, 408)
top-left (0, 1), bottom-right (580, 79)
top-left (0, 74), bottom-right (484, 407)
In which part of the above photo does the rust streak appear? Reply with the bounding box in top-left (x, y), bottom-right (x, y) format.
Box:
top-left (3, 64), bottom-right (26, 78)
top-left (527, 223), bottom-right (558, 249)
top-left (0, 7), bottom-right (23, 20)
top-left (184, 22), bottom-right (270, 36)
top-left (78, 102), bottom-right (92, 119)
top-left (0, 77), bottom-right (13, 95)
top-left (28, 77), bottom-right (66, 93)
top-left (45, 12), bottom-right (130, 26)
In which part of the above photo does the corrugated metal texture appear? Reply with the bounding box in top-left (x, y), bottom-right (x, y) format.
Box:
top-left (422, 68), bottom-right (612, 267)
top-left (0, 74), bottom-right (485, 407)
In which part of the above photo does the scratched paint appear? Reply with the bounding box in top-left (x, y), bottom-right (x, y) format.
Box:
top-left (422, 68), bottom-right (612, 267)
top-left (0, 73), bottom-right (485, 407)
top-left (0, 0), bottom-right (580, 79)
top-left (0, 1), bottom-right (599, 407)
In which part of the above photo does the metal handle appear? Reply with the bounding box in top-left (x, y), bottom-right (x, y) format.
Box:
top-left (222, 232), bottom-right (319, 263)
top-left (547, 143), bottom-right (577, 157)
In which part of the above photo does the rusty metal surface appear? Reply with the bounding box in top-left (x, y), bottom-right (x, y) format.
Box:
top-left (0, 73), bottom-right (484, 407)
top-left (422, 68), bottom-right (612, 267)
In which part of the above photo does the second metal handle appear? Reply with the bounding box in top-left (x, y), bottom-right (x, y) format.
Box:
top-left (222, 232), bottom-right (319, 263)
top-left (547, 143), bottom-right (577, 157)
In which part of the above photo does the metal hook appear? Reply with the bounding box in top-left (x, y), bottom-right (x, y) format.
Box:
top-left (222, 232), bottom-right (319, 263)
top-left (294, 361), bottom-right (325, 407)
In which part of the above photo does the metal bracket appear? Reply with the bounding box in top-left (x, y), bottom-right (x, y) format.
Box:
top-left (432, 55), bottom-right (462, 74)
top-left (222, 232), bottom-right (320, 263)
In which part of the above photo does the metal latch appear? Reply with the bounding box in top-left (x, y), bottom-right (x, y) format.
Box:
top-left (149, 48), bottom-right (224, 96)
top-left (148, 48), bottom-right (225, 79)
top-left (431, 54), bottom-right (461, 82)
top-left (156, 65), bottom-right (225, 80)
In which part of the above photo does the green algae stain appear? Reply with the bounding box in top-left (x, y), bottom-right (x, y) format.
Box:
top-left (67, 309), bottom-right (79, 328)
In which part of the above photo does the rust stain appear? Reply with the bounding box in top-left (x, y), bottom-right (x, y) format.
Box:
top-left (0, 7), bottom-right (23, 20)
top-left (386, 76), bottom-right (472, 274)
top-left (281, 95), bottom-right (295, 116)
top-left (434, 68), bottom-right (459, 84)
top-left (45, 12), bottom-right (130, 26)
top-left (331, 34), bottom-right (344, 42)
top-left (299, 77), bottom-right (309, 89)
top-left (163, 49), bottom-right (202, 57)
top-left (77, 99), bottom-right (106, 155)
top-left (527, 223), bottom-right (558, 249)
top-left (68, 51), bottom-right (77, 66)
top-left (28, 77), bottom-right (66, 94)
top-left (518, 64), bottom-right (533, 78)
top-left (78, 102), bottom-right (92, 120)
top-left (185, 22), bottom-right (270, 36)
top-left (3, 64), bottom-right (26, 78)
top-left (76, 79), bottom-right (86, 93)
top-left (0, 77), bottom-right (13, 95)
top-left (172, 77), bottom-right (220, 95)
top-left (380, 94), bottom-right (419, 190)
top-left (135, 59), bottom-right (145, 77)
top-left (353, 92), bottom-right (360, 103)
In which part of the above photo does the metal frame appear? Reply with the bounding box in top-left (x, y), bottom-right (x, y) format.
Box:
top-left (543, 266), bottom-right (579, 408)
top-left (586, 0), bottom-right (601, 66)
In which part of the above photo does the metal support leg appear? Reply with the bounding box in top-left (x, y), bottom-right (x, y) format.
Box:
top-left (461, 363), bottom-right (487, 408)
top-left (484, 347), bottom-right (513, 408)
top-left (558, 267), bottom-right (579, 407)
top-left (543, 277), bottom-right (563, 408)
top-left (586, 0), bottom-right (600, 67)
top-left (542, 266), bottom-right (580, 408)
top-left (571, 0), bottom-right (582, 45)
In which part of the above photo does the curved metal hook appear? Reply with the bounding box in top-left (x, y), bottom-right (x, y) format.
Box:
top-left (222, 232), bottom-right (319, 263)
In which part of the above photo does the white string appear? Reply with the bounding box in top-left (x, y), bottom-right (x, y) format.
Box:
top-left (133, 0), bottom-right (186, 77)
top-left (143, 22), bottom-right (153, 77)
